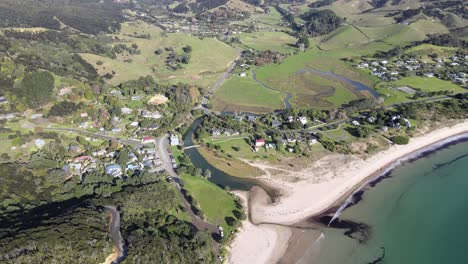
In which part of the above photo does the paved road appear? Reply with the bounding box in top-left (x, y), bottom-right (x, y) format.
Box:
top-left (45, 127), bottom-right (142, 146)
top-left (208, 50), bottom-right (241, 95)
top-left (156, 136), bottom-right (219, 235)
top-left (103, 205), bottom-right (125, 262)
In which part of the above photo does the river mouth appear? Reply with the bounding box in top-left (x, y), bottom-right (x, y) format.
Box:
top-left (183, 117), bottom-right (280, 198)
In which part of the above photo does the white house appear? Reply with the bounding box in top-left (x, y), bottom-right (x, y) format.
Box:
top-left (298, 117), bottom-right (308, 125)
top-left (170, 134), bottom-right (180, 146)
top-left (105, 164), bottom-right (123, 178)
top-left (239, 72), bottom-right (246, 77)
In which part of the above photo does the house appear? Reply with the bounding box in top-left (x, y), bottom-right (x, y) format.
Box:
top-left (287, 116), bottom-right (294, 123)
top-left (142, 136), bottom-right (155, 144)
top-left (170, 134), bottom-right (180, 146)
top-left (105, 164), bottom-right (123, 177)
top-left (286, 136), bottom-right (296, 143)
top-left (351, 120), bottom-right (360, 126)
top-left (130, 121), bottom-right (139, 127)
top-left (423, 72), bottom-right (435, 78)
top-left (266, 143), bottom-right (276, 149)
top-left (211, 128), bottom-right (221, 136)
top-left (80, 112), bottom-right (88, 118)
top-left (35, 139), bottom-right (46, 148)
top-left (92, 149), bottom-right (107, 157)
top-left (131, 95), bottom-right (142, 101)
top-left (79, 122), bottom-right (88, 129)
top-left (147, 123), bottom-right (159, 131)
top-left (367, 117), bottom-right (376, 123)
top-left (246, 115), bottom-right (257, 122)
top-left (239, 72), bottom-right (246, 77)
top-left (308, 138), bottom-right (318, 145)
top-left (380, 60), bottom-right (388, 65)
top-left (58, 87), bottom-right (72, 96)
top-left (0, 96), bottom-right (8, 105)
top-left (74, 156), bottom-right (93, 163)
top-left (271, 120), bottom-right (282, 128)
top-left (111, 127), bottom-right (121, 133)
top-left (110, 90), bottom-right (122, 96)
top-left (141, 110), bottom-right (162, 119)
top-left (126, 163), bottom-right (141, 171)
top-left (255, 139), bottom-right (265, 147)
top-left (121, 107), bottom-right (133, 115)
top-left (403, 118), bottom-right (411, 128)
top-left (31, 113), bottom-right (43, 119)
top-left (233, 116), bottom-right (243, 122)
top-left (298, 116), bottom-right (308, 125)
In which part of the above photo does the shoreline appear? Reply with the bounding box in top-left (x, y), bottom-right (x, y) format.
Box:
top-left (228, 120), bottom-right (468, 264)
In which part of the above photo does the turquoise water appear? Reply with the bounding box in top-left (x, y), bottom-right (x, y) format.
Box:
top-left (301, 139), bottom-right (468, 264)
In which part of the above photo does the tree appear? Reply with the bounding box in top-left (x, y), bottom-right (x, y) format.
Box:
top-left (17, 71), bottom-right (54, 108)
top-left (392, 135), bottom-right (409, 145)
top-left (296, 35), bottom-right (310, 48)
top-left (182, 45), bottom-right (192, 53)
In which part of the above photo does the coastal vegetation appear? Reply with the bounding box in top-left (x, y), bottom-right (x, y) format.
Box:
top-left (0, 0), bottom-right (466, 263)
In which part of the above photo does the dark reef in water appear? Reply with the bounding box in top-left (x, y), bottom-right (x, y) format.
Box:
top-left (314, 215), bottom-right (370, 243)
top-left (368, 247), bottom-right (385, 264)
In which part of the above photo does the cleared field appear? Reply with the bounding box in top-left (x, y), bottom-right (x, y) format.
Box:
top-left (377, 77), bottom-right (466, 105)
top-left (384, 19), bottom-right (449, 45)
top-left (392, 77), bottom-right (466, 93)
top-left (181, 174), bottom-right (238, 233)
top-left (212, 76), bottom-right (285, 113)
top-left (119, 21), bottom-right (162, 38)
top-left (81, 31), bottom-right (239, 86)
top-left (319, 25), bottom-right (369, 50)
top-left (238, 31), bottom-right (297, 53)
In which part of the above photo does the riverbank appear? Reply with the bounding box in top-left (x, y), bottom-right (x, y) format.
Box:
top-left (228, 119), bottom-right (468, 264)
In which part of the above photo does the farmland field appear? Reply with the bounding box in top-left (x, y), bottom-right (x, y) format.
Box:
top-left (81, 29), bottom-right (239, 87)
top-left (212, 76), bottom-right (285, 113)
top-left (238, 31), bottom-right (297, 53)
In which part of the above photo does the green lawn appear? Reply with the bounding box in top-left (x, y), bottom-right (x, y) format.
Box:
top-left (238, 31), bottom-right (297, 53)
top-left (181, 174), bottom-right (238, 234)
top-left (376, 77), bottom-right (466, 105)
top-left (212, 76), bottom-right (285, 113)
top-left (392, 77), bottom-right (466, 93)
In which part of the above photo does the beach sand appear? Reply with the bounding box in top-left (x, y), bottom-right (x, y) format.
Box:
top-left (228, 120), bottom-right (468, 264)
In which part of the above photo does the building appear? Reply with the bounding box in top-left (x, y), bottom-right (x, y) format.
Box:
top-left (130, 121), bottom-right (139, 127)
top-left (255, 139), bottom-right (265, 147)
top-left (141, 110), bottom-right (162, 119)
top-left (121, 107), bottom-right (133, 115)
top-left (131, 95), bottom-right (142, 101)
top-left (211, 128), bottom-right (221, 136)
top-left (170, 134), bottom-right (180, 146)
top-left (0, 96), bottom-right (8, 105)
top-left (142, 136), bottom-right (155, 144)
top-left (105, 164), bottom-right (123, 177)
top-left (298, 116), bottom-right (308, 125)
top-left (239, 72), bottom-right (246, 77)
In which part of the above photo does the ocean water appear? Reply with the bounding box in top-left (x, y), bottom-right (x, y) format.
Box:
top-left (299, 139), bottom-right (468, 264)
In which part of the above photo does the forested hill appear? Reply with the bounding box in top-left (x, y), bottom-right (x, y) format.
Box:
top-left (0, 0), bottom-right (125, 34)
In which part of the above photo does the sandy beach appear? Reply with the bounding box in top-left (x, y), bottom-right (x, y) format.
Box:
top-left (228, 120), bottom-right (468, 264)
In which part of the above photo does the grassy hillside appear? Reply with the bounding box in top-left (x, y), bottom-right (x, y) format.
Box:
top-left (82, 28), bottom-right (239, 86)
top-left (238, 31), bottom-right (297, 53)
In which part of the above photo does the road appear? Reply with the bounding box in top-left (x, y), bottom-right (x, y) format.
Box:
top-left (208, 50), bottom-right (241, 95)
top-left (156, 136), bottom-right (219, 235)
top-left (103, 205), bottom-right (125, 263)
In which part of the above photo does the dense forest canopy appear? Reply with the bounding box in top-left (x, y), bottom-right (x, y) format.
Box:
top-left (301, 9), bottom-right (345, 36)
top-left (0, 0), bottom-right (125, 34)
